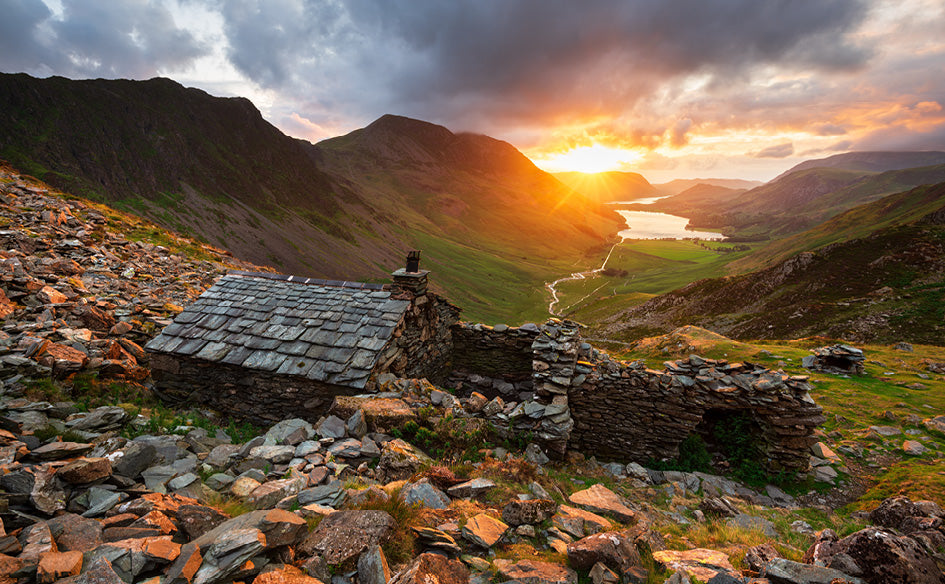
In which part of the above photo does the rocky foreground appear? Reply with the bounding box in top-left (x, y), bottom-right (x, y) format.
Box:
top-left (1, 388), bottom-right (944, 584)
top-left (1, 166), bottom-right (945, 583)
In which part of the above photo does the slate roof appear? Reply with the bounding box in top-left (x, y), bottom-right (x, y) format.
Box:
top-left (144, 271), bottom-right (410, 389)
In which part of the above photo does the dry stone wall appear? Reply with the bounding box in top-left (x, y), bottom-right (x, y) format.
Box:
top-left (385, 293), bottom-right (460, 384)
top-left (568, 353), bottom-right (824, 472)
top-left (448, 323), bottom-right (538, 399)
top-left (446, 319), bottom-right (824, 473)
top-left (150, 353), bottom-right (360, 426)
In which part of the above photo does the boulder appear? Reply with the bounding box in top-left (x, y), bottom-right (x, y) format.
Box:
top-left (567, 530), bottom-right (642, 575)
top-left (494, 559), bottom-right (578, 584)
top-left (568, 484), bottom-right (636, 523)
top-left (401, 479), bottom-right (451, 509)
top-left (316, 415), bottom-right (346, 439)
top-left (375, 439), bottom-right (432, 483)
top-left (66, 406), bottom-right (130, 432)
top-left (461, 514), bottom-right (509, 548)
top-left (296, 510), bottom-right (395, 566)
top-left (502, 499), bottom-right (557, 526)
top-left (389, 552), bottom-right (469, 584)
top-left (192, 528), bottom-right (266, 584)
top-left (763, 558), bottom-right (862, 584)
top-left (329, 396), bottom-right (416, 433)
top-left (804, 527), bottom-right (944, 584)
top-left (553, 504), bottom-right (614, 538)
top-left (264, 418), bottom-right (316, 446)
top-left (652, 549), bottom-right (737, 582)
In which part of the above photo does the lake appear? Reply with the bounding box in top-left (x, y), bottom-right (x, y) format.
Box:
top-left (615, 209), bottom-right (723, 240)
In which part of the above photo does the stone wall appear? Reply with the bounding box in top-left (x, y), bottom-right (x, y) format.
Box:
top-left (447, 323), bottom-right (538, 399)
top-left (448, 319), bottom-right (824, 473)
top-left (384, 293), bottom-right (460, 384)
top-left (567, 354), bottom-right (824, 472)
top-left (150, 353), bottom-right (359, 426)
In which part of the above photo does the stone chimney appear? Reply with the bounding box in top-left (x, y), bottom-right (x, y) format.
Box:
top-left (391, 250), bottom-right (429, 295)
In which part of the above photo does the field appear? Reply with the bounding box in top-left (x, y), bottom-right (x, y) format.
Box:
top-left (554, 239), bottom-right (755, 320)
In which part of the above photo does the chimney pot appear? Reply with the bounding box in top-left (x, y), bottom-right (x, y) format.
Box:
top-left (406, 250), bottom-right (421, 273)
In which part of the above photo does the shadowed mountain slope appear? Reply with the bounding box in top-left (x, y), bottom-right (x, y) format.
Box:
top-left (0, 74), bottom-right (620, 322)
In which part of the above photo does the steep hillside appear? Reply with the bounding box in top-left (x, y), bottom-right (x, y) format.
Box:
top-left (0, 75), bottom-right (621, 323)
top-left (772, 150), bottom-right (945, 182)
top-left (553, 170), bottom-right (659, 202)
top-left (0, 72), bottom-right (392, 279)
top-left (655, 163), bottom-right (945, 237)
top-left (591, 182), bottom-right (945, 344)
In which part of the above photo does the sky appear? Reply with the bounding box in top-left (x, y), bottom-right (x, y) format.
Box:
top-left (2, 0), bottom-right (944, 182)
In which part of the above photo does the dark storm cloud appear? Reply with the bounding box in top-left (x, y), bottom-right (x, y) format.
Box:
top-left (0, 0), bottom-right (57, 72)
top-left (218, 0), bottom-right (870, 127)
top-left (0, 0), bottom-right (207, 77)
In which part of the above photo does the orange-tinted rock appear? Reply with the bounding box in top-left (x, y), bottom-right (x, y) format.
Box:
top-left (568, 484), bottom-right (637, 524)
top-left (494, 559), bottom-right (578, 584)
top-left (253, 564), bottom-right (325, 583)
top-left (37, 550), bottom-right (83, 583)
top-left (37, 286), bottom-right (67, 304)
top-left (389, 553), bottom-right (469, 584)
top-left (131, 511), bottom-right (177, 535)
top-left (165, 542), bottom-right (202, 584)
top-left (652, 549), bottom-right (736, 582)
top-left (58, 457), bottom-right (113, 484)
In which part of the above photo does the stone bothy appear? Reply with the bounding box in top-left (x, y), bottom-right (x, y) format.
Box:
top-left (145, 264), bottom-right (459, 425)
top-left (147, 261), bottom-right (824, 473)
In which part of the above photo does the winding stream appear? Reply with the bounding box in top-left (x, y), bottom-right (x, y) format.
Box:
top-left (545, 203), bottom-right (724, 315)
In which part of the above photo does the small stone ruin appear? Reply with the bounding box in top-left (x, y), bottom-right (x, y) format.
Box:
top-left (802, 344), bottom-right (865, 375)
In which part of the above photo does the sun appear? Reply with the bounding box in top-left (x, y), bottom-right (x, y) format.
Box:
top-left (532, 143), bottom-right (643, 174)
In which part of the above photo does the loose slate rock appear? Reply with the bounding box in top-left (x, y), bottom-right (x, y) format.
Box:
top-left (494, 559), bottom-right (578, 584)
top-left (503, 498), bottom-right (557, 526)
top-left (568, 484), bottom-right (636, 524)
top-left (446, 478), bottom-right (495, 499)
top-left (461, 514), bottom-right (508, 548)
top-left (763, 558), bottom-right (862, 584)
top-left (297, 510), bottom-right (395, 566)
top-left (567, 530), bottom-right (642, 574)
top-left (47, 513), bottom-right (103, 552)
top-left (401, 479), bottom-right (451, 509)
top-left (389, 552), bottom-right (469, 584)
top-left (652, 549), bottom-right (738, 582)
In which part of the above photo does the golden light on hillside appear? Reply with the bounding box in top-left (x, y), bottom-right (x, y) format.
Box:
top-left (532, 143), bottom-right (643, 174)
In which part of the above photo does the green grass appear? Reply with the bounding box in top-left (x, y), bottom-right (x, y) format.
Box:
top-left (616, 333), bottom-right (945, 507)
top-left (556, 240), bottom-right (755, 319)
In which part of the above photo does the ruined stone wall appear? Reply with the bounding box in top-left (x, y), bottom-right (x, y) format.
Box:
top-left (451, 323), bottom-right (538, 378)
top-left (568, 355), bottom-right (825, 472)
top-left (443, 318), bottom-right (824, 471)
top-left (384, 293), bottom-right (460, 384)
top-left (150, 353), bottom-right (358, 426)
top-left (447, 323), bottom-right (538, 400)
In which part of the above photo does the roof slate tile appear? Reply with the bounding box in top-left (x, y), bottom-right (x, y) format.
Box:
top-left (147, 273), bottom-right (408, 384)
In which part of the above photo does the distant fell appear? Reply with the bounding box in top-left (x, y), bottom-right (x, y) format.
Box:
top-left (553, 171), bottom-right (659, 202)
top-left (594, 181), bottom-right (945, 344)
top-left (773, 151), bottom-right (945, 182)
top-left (654, 178), bottom-right (763, 195)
